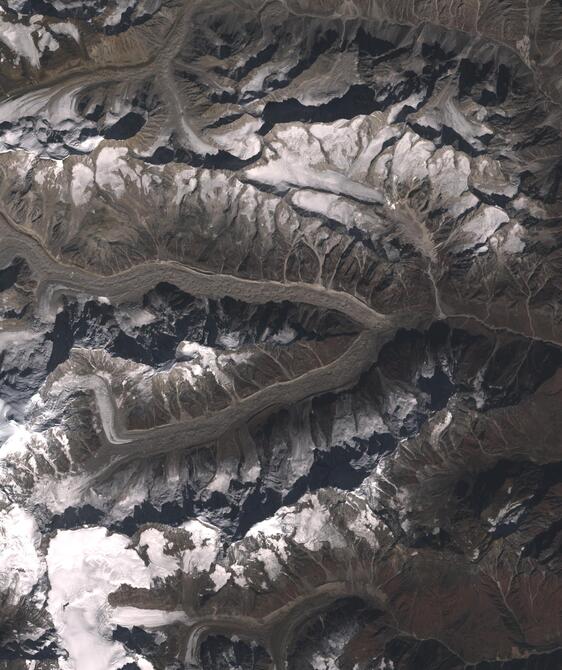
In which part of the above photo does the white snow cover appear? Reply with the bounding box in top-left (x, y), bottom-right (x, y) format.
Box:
top-left (50, 22), bottom-right (80, 43)
top-left (173, 341), bottom-right (251, 391)
top-left (180, 519), bottom-right (221, 573)
top-left (210, 564), bottom-right (230, 591)
top-left (232, 489), bottom-right (385, 587)
top-left (0, 398), bottom-right (34, 456)
top-left (330, 393), bottom-right (386, 446)
top-left (0, 505), bottom-right (44, 605)
top-left (110, 607), bottom-right (188, 628)
top-left (36, 28), bottom-right (59, 54)
top-left (175, 341), bottom-right (217, 368)
top-left (33, 159), bottom-right (64, 187)
top-left (245, 158), bottom-right (384, 204)
top-left (430, 410), bottom-right (452, 446)
top-left (270, 325), bottom-right (297, 345)
top-left (0, 85), bottom-right (103, 157)
top-left (0, 13), bottom-right (66, 67)
top-left (104, 0), bottom-right (136, 27)
top-left (95, 147), bottom-right (135, 196)
top-left (172, 168), bottom-right (198, 205)
top-left (31, 471), bottom-right (94, 516)
top-left (391, 131), bottom-right (434, 184)
top-left (71, 164), bottom-right (94, 206)
top-left (210, 115), bottom-right (262, 160)
top-left (45, 522), bottom-right (230, 667)
top-left (498, 222), bottom-right (526, 254)
top-left (138, 527), bottom-right (180, 581)
top-left (487, 500), bottom-right (528, 533)
top-left (94, 146), bottom-right (155, 196)
top-left (291, 190), bottom-right (359, 227)
top-left (232, 540), bottom-right (286, 584)
top-left (416, 99), bottom-right (491, 149)
top-left (454, 206), bottom-right (509, 252)
top-left (0, 17), bottom-right (41, 67)
top-left (0, 421), bottom-right (33, 457)
top-left (428, 147), bottom-right (469, 195)
top-left (309, 620), bottom-right (363, 670)
top-left (247, 493), bottom-right (346, 552)
top-left (45, 373), bottom-right (131, 445)
top-left (47, 527), bottom-right (155, 670)
top-left (115, 305), bottom-right (156, 331)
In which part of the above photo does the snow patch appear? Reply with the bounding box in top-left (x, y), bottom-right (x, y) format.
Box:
top-left (47, 527), bottom-right (156, 670)
top-left (455, 206), bottom-right (509, 252)
top-left (180, 520), bottom-right (221, 574)
top-left (0, 506), bottom-right (44, 605)
top-left (95, 147), bottom-right (139, 196)
top-left (0, 18), bottom-right (41, 67)
top-left (50, 22), bottom-right (80, 43)
top-left (247, 493), bottom-right (345, 552)
top-left (71, 164), bottom-right (94, 206)
top-left (0, 398), bottom-right (34, 456)
top-left (245, 158), bottom-right (384, 204)
top-left (111, 607), bottom-right (188, 628)
top-left (138, 528), bottom-right (180, 582)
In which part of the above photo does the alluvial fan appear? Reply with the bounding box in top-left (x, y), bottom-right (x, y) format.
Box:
top-left (0, 0), bottom-right (562, 668)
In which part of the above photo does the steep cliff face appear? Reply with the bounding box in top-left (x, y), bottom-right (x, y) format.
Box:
top-left (0, 1), bottom-right (561, 668)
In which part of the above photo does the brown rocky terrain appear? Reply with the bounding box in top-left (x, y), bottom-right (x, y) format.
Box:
top-left (0, 0), bottom-right (561, 668)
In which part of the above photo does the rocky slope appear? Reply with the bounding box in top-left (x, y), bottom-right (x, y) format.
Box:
top-left (0, 0), bottom-right (561, 668)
